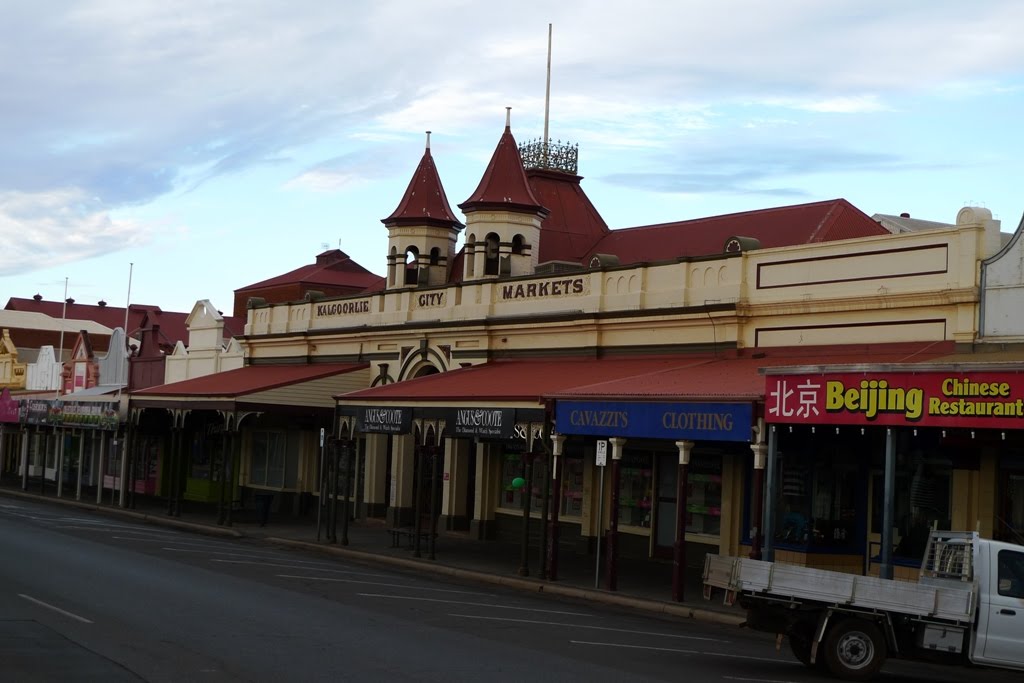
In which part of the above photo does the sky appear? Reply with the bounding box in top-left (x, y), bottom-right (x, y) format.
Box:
top-left (1, 1), bottom-right (1022, 317)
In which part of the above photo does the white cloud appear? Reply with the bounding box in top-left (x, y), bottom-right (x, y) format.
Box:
top-left (0, 189), bottom-right (149, 275)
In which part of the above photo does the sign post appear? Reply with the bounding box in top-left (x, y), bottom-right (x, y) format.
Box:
top-left (594, 439), bottom-right (607, 588)
top-left (316, 427), bottom-right (325, 542)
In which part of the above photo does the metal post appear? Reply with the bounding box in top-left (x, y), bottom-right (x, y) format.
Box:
top-left (538, 443), bottom-right (550, 580)
top-left (428, 443), bottom-right (440, 560)
top-left (672, 441), bottom-right (693, 602)
top-left (316, 432), bottom-right (326, 542)
top-left (167, 428), bottom-right (177, 515)
top-left (329, 439), bottom-right (339, 543)
top-left (548, 433), bottom-right (565, 581)
top-left (342, 439), bottom-right (354, 547)
top-left (225, 434), bottom-right (237, 527)
top-left (56, 428), bottom-right (65, 498)
top-left (518, 453), bottom-right (534, 577)
top-left (763, 425), bottom-right (779, 562)
top-left (218, 432), bottom-right (228, 525)
top-left (76, 429), bottom-right (85, 500)
top-left (881, 428), bottom-right (896, 580)
top-left (96, 431), bottom-right (106, 504)
top-left (605, 437), bottom-right (625, 592)
top-left (594, 458), bottom-right (605, 589)
top-left (118, 428), bottom-right (129, 508)
top-left (20, 427), bottom-right (29, 491)
top-left (413, 444), bottom-right (423, 557)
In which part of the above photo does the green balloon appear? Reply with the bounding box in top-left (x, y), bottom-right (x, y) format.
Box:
top-left (511, 477), bottom-right (526, 490)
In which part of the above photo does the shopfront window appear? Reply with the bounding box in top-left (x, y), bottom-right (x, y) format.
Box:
top-left (250, 431), bottom-right (300, 489)
top-left (686, 453), bottom-right (722, 536)
top-left (774, 432), bottom-right (862, 550)
top-left (560, 455), bottom-right (585, 518)
top-left (499, 452), bottom-right (548, 511)
top-left (871, 442), bottom-right (952, 561)
top-left (618, 451), bottom-right (653, 528)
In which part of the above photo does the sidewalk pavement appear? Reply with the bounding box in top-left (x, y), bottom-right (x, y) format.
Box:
top-left (0, 484), bottom-right (746, 627)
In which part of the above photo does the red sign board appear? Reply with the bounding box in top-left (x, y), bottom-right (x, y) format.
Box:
top-left (766, 371), bottom-right (1024, 429)
top-left (0, 388), bottom-right (18, 423)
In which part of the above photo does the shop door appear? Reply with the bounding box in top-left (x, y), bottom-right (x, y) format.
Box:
top-left (654, 453), bottom-right (678, 558)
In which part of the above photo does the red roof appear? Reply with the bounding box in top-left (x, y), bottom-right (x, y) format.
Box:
top-left (133, 363), bottom-right (367, 398)
top-left (3, 297), bottom-right (222, 348)
top-left (383, 137), bottom-right (462, 230)
top-left (587, 199), bottom-right (888, 265)
top-left (338, 357), bottom-right (714, 403)
top-left (547, 343), bottom-right (955, 401)
top-left (459, 115), bottom-right (548, 217)
top-left (527, 169), bottom-right (610, 265)
top-left (238, 250), bottom-right (384, 291)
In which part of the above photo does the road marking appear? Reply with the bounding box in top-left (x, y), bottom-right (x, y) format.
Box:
top-left (57, 518), bottom-right (179, 533)
top-left (162, 548), bottom-right (289, 560)
top-left (278, 575), bottom-right (489, 595)
top-left (571, 640), bottom-right (698, 654)
top-left (361, 594), bottom-right (589, 615)
top-left (704, 652), bottom-right (793, 663)
top-left (215, 560), bottom-right (387, 577)
top-left (18, 594), bottom-right (93, 624)
top-left (449, 614), bottom-right (729, 642)
top-left (723, 677), bottom-right (801, 682)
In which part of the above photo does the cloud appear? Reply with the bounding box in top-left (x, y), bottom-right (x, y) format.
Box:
top-left (0, 189), bottom-right (150, 275)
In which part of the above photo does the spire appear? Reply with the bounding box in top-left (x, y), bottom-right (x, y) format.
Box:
top-left (459, 109), bottom-right (548, 218)
top-left (382, 131), bottom-right (463, 230)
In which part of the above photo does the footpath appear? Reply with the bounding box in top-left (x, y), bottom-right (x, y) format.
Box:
top-left (0, 484), bottom-right (745, 627)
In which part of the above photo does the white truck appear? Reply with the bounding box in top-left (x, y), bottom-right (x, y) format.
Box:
top-left (703, 531), bottom-right (1024, 680)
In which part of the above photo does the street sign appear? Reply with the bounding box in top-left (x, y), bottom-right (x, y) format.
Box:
top-left (595, 440), bottom-right (608, 466)
top-left (320, 427), bottom-right (325, 447)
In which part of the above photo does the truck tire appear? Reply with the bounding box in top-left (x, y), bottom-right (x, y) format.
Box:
top-left (822, 618), bottom-right (887, 681)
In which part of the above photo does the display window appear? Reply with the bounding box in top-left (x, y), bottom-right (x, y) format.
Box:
top-left (559, 455), bottom-right (585, 518)
top-left (499, 452), bottom-right (548, 512)
top-left (618, 451), bottom-right (653, 528)
top-left (686, 453), bottom-right (723, 536)
top-left (249, 431), bottom-right (300, 489)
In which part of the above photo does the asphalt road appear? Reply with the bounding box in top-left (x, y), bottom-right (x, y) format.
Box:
top-left (0, 496), bottom-right (1020, 683)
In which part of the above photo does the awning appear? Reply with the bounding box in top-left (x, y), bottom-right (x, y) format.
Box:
top-left (132, 363), bottom-right (370, 412)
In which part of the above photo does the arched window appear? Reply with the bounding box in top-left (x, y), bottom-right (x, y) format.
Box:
top-left (404, 247), bottom-right (419, 286)
top-left (429, 247), bottom-right (441, 265)
top-left (511, 234), bottom-right (525, 255)
top-left (388, 246), bottom-right (398, 286)
top-left (484, 233), bottom-right (500, 276)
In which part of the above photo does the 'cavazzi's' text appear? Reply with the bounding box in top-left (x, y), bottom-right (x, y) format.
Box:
top-left (825, 378), bottom-right (1024, 420)
top-left (501, 278), bottom-right (584, 301)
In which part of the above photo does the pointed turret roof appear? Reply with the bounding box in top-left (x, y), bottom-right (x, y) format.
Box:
top-left (459, 109), bottom-right (549, 218)
top-left (382, 131), bottom-right (463, 230)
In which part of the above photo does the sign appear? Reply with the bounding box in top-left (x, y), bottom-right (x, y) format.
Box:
top-left (320, 427), bottom-right (325, 447)
top-left (451, 408), bottom-right (514, 439)
top-left (555, 400), bottom-right (754, 443)
top-left (595, 440), bottom-right (608, 466)
top-left (314, 299), bottom-right (371, 318)
top-left (499, 276), bottom-right (587, 302)
top-left (0, 388), bottom-right (18, 423)
top-left (356, 406), bottom-right (412, 434)
top-left (766, 371), bottom-right (1024, 429)
top-left (20, 399), bottom-right (119, 430)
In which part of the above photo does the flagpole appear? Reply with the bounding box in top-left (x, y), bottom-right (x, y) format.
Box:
top-left (56, 277), bottom-right (68, 397)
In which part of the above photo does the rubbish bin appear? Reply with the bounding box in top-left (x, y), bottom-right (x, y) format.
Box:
top-left (255, 493), bottom-right (274, 527)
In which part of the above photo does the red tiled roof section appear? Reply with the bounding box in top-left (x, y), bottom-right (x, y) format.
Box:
top-left (133, 362), bottom-right (368, 398)
top-left (4, 297), bottom-right (203, 347)
top-left (588, 199), bottom-right (888, 265)
top-left (239, 250), bottom-right (384, 291)
top-left (339, 357), bottom-right (713, 403)
top-left (527, 169), bottom-right (610, 265)
top-left (459, 121), bottom-right (548, 217)
top-left (382, 143), bottom-right (462, 230)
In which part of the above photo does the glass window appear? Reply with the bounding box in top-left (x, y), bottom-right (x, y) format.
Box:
top-left (249, 431), bottom-right (299, 489)
top-left (560, 456), bottom-right (585, 518)
top-left (686, 453), bottom-right (722, 536)
top-left (872, 447), bottom-right (952, 560)
top-left (499, 452), bottom-right (548, 511)
top-left (775, 440), bottom-right (860, 549)
top-left (998, 550), bottom-right (1024, 598)
top-left (618, 451), bottom-right (653, 528)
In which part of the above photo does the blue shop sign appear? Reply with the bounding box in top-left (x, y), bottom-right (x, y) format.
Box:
top-left (555, 400), bottom-right (753, 442)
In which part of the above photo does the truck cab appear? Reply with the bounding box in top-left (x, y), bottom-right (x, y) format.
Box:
top-left (972, 539), bottom-right (1024, 668)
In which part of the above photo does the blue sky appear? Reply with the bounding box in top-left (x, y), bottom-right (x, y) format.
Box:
top-left (1, 1), bottom-right (1022, 317)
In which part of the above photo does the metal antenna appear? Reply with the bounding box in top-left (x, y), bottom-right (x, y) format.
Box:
top-left (543, 23), bottom-right (552, 167)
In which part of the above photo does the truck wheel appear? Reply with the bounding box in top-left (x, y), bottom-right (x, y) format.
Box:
top-left (823, 618), bottom-right (887, 681)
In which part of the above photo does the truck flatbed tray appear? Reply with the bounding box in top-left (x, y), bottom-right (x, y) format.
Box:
top-left (704, 555), bottom-right (975, 623)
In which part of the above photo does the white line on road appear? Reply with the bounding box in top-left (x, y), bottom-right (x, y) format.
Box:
top-left (449, 614), bottom-right (730, 642)
top-left (723, 677), bottom-right (801, 682)
top-left (361, 593), bottom-right (589, 615)
top-left (57, 518), bottom-right (180, 533)
top-left (162, 547), bottom-right (290, 560)
top-left (215, 560), bottom-right (387, 576)
top-left (278, 575), bottom-right (490, 595)
top-left (570, 640), bottom-right (698, 654)
top-left (18, 594), bottom-right (93, 624)
top-left (702, 651), bottom-right (792, 664)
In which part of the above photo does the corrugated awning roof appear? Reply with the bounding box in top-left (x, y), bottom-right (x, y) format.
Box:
top-left (135, 363), bottom-right (368, 399)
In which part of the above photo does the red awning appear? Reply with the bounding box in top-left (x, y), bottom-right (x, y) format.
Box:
top-left (545, 343), bottom-right (955, 402)
top-left (133, 363), bottom-right (368, 400)
top-left (336, 356), bottom-right (714, 404)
